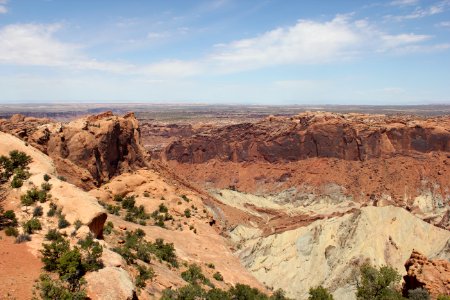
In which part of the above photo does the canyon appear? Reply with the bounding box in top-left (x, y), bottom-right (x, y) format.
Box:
top-left (0, 110), bottom-right (449, 299)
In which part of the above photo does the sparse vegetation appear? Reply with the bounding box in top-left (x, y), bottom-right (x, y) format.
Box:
top-left (181, 264), bottom-right (212, 287)
top-left (22, 218), bottom-right (42, 234)
top-left (47, 202), bottom-right (58, 217)
top-left (43, 174), bottom-right (51, 182)
top-left (308, 286), bottom-right (334, 300)
top-left (213, 272), bottom-right (223, 281)
top-left (58, 215), bottom-right (70, 229)
top-left (5, 226), bottom-right (19, 237)
top-left (408, 288), bottom-right (430, 300)
top-left (103, 221), bottom-right (114, 235)
top-left (15, 233), bottom-right (31, 243)
top-left (356, 263), bottom-right (403, 300)
top-left (135, 264), bottom-right (155, 288)
top-left (184, 208), bottom-right (191, 218)
top-left (20, 186), bottom-right (50, 206)
top-left (0, 150), bottom-right (32, 184)
top-left (33, 206), bottom-right (44, 217)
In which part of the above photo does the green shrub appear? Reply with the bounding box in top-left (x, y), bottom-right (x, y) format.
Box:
top-left (45, 228), bottom-right (63, 241)
top-left (74, 219), bottom-right (83, 230)
top-left (184, 208), bottom-right (191, 218)
top-left (308, 286), bottom-right (334, 300)
top-left (356, 263), bottom-right (403, 300)
top-left (181, 195), bottom-right (190, 202)
top-left (437, 296), bottom-right (450, 300)
top-left (9, 150), bottom-right (32, 169)
top-left (213, 271), bottom-right (223, 281)
top-left (121, 196), bottom-right (136, 210)
top-left (58, 215), bottom-right (70, 229)
top-left (135, 264), bottom-right (155, 288)
top-left (143, 192), bottom-right (150, 197)
top-left (23, 218), bottom-right (42, 234)
top-left (207, 263), bottom-right (215, 269)
top-left (181, 264), bottom-right (209, 286)
top-left (43, 174), bottom-right (51, 182)
top-left (113, 194), bottom-right (124, 202)
top-left (103, 221), bottom-right (114, 235)
top-left (11, 175), bottom-right (23, 188)
top-left (78, 233), bottom-right (103, 272)
top-left (1, 210), bottom-right (18, 227)
top-left (36, 273), bottom-right (86, 299)
top-left (5, 226), bottom-right (19, 237)
top-left (41, 182), bottom-right (52, 191)
top-left (229, 284), bottom-right (269, 299)
top-left (151, 238), bottom-right (178, 267)
top-left (47, 202), bottom-right (58, 217)
top-left (57, 175), bottom-right (67, 181)
top-left (408, 288), bottom-right (430, 300)
top-left (33, 206), bottom-right (44, 217)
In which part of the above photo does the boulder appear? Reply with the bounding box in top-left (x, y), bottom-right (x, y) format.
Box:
top-left (85, 267), bottom-right (136, 300)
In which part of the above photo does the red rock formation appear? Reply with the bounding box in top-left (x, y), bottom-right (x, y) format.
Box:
top-left (164, 112), bottom-right (449, 163)
top-left (403, 250), bottom-right (450, 298)
top-left (0, 112), bottom-right (148, 189)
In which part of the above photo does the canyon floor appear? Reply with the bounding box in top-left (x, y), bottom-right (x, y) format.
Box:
top-left (0, 105), bottom-right (449, 299)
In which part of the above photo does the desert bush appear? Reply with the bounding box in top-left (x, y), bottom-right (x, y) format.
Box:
top-left (184, 208), bottom-right (191, 218)
top-left (23, 218), bottom-right (42, 234)
top-left (181, 195), bottom-right (190, 202)
top-left (74, 219), bottom-right (83, 230)
top-left (78, 233), bottom-right (103, 272)
top-left (47, 202), bottom-right (58, 217)
top-left (308, 286), bottom-right (334, 300)
top-left (5, 226), bottom-right (19, 237)
top-left (33, 206), bottom-right (44, 217)
top-left (103, 221), bottom-right (114, 235)
top-left (45, 228), bottom-right (63, 241)
top-left (356, 263), bottom-right (403, 300)
top-left (1, 209), bottom-right (18, 228)
top-left (57, 175), bottom-right (67, 181)
top-left (135, 264), bottom-right (155, 288)
top-left (11, 175), bottom-right (23, 188)
top-left (15, 233), bottom-right (31, 243)
top-left (437, 296), bottom-right (450, 300)
top-left (143, 192), bottom-right (150, 197)
top-left (43, 174), bottom-right (51, 182)
top-left (121, 195), bottom-right (136, 210)
top-left (213, 271), bottom-right (223, 281)
top-left (58, 215), bottom-right (70, 229)
top-left (36, 273), bottom-right (86, 299)
top-left (113, 194), bottom-right (124, 202)
top-left (181, 264), bottom-right (211, 286)
top-left (408, 288), bottom-right (430, 300)
top-left (41, 182), bottom-right (52, 191)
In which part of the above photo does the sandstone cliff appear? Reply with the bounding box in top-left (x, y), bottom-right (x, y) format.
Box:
top-left (1, 112), bottom-right (148, 189)
top-left (164, 112), bottom-right (449, 163)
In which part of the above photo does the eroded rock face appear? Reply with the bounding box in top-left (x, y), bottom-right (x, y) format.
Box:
top-left (1, 112), bottom-right (148, 189)
top-left (403, 250), bottom-right (450, 298)
top-left (164, 112), bottom-right (450, 163)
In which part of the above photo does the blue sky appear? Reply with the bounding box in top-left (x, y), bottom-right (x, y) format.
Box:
top-left (0, 0), bottom-right (449, 104)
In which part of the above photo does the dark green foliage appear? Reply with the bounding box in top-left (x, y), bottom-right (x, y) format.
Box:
top-left (20, 187), bottom-right (49, 206)
top-left (5, 226), bottom-right (19, 237)
top-left (181, 195), bottom-right (190, 202)
top-left (45, 228), bottom-right (63, 241)
top-left (161, 284), bottom-right (204, 300)
top-left (181, 264), bottom-right (212, 287)
top-left (77, 234), bottom-right (103, 272)
top-left (230, 283), bottom-right (270, 300)
top-left (408, 288), bottom-right (430, 300)
top-left (206, 288), bottom-right (232, 300)
top-left (309, 286), bottom-right (334, 300)
top-left (57, 175), bottom-right (67, 181)
top-left (41, 182), bottom-right (52, 191)
top-left (57, 247), bottom-right (84, 289)
top-left (58, 215), bottom-right (70, 229)
top-left (437, 295), bottom-right (450, 300)
top-left (112, 230), bottom-right (178, 268)
top-left (98, 201), bottom-right (121, 215)
top-left (356, 263), bottom-right (403, 300)
top-left (11, 175), bottom-right (23, 188)
top-left (36, 273), bottom-right (86, 300)
top-left (43, 174), bottom-right (51, 182)
top-left (47, 202), bottom-right (58, 217)
top-left (143, 192), bottom-right (150, 197)
top-left (121, 195), bottom-right (136, 210)
top-left (184, 208), bottom-right (191, 218)
top-left (9, 150), bottom-right (32, 169)
top-left (125, 204), bottom-right (151, 224)
top-left (150, 204), bottom-right (172, 228)
top-left (271, 289), bottom-right (291, 300)
top-left (1, 209), bottom-right (18, 228)
top-left (74, 220), bottom-right (82, 230)
top-left (15, 233), bottom-right (31, 243)
top-left (206, 263), bottom-right (215, 269)
top-left (33, 206), bottom-right (44, 217)
top-left (113, 194), bottom-right (124, 202)
top-left (213, 272), bottom-right (223, 281)
top-left (103, 221), bottom-right (114, 235)
top-left (135, 264), bottom-right (155, 288)
top-left (23, 218), bottom-right (42, 234)
top-left (41, 238), bottom-right (71, 272)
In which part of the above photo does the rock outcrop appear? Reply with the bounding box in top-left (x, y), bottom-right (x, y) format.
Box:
top-left (85, 267), bottom-right (136, 300)
top-left (164, 112), bottom-right (449, 163)
top-left (1, 112), bottom-right (148, 189)
top-left (231, 206), bottom-right (450, 300)
top-left (403, 250), bottom-right (450, 298)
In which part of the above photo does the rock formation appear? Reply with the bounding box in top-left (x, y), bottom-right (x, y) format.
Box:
top-left (164, 112), bottom-right (449, 163)
top-left (403, 250), bottom-right (450, 298)
top-left (1, 112), bottom-right (148, 189)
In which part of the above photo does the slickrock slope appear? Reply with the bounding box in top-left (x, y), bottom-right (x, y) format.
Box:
top-left (230, 206), bottom-right (450, 300)
top-left (1, 112), bottom-right (148, 189)
top-left (403, 250), bottom-right (450, 298)
top-left (164, 112), bottom-right (449, 163)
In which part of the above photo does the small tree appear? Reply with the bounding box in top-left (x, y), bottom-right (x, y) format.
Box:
top-left (309, 286), bottom-right (334, 300)
top-left (356, 263), bottom-right (403, 300)
top-left (408, 288), bottom-right (430, 300)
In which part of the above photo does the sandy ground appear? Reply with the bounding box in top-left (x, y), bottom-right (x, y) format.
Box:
top-left (0, 232), bottom-right (42, 300)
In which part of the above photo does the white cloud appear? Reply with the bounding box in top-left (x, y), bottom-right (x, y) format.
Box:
top-left (390, 0), bottom-right (419, 6)
top-left (387, 0), bottom-right (450, 21)
top-left (0, 0), bottom-right (8, 14)
top-left (437, 21), bottom-right (450, 27)
top-left (209, 15), bottom-right (361, 72)
top-left (380, 33), bottom-right (431, 49)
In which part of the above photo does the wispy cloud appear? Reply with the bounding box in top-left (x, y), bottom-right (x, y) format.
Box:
top-left (0, 0), bottom-right (8, 14)
top-left (390, 0), bottom-right (419, 6)
top-left (387, 0), bottom-right (450, 21)
top-left (0, 15), bottom-right (447, 79)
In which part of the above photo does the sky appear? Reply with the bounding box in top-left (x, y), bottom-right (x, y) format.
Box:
top-left (0, 0), bottom-right (449, 104)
